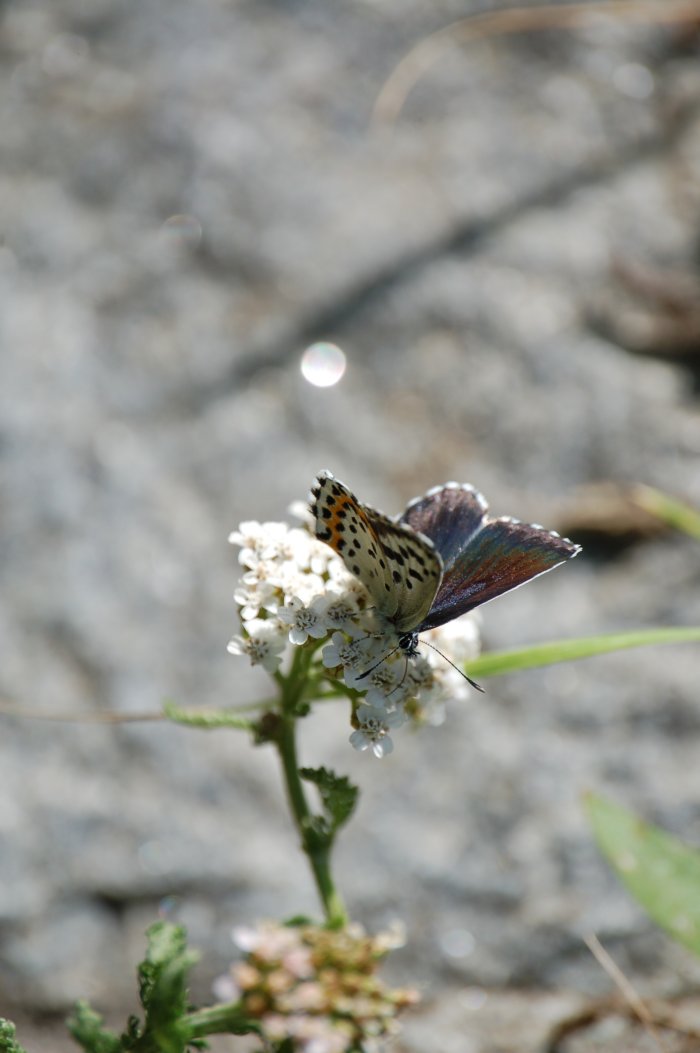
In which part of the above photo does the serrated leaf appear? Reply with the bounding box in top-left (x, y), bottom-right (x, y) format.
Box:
top-left (466, 627), bottom-right (700, 679)
top-left (300, 767), bottom-right (358, 832)
top-left (0, 1019), bottom-right (30, 1053)
top-left (586, 793), bottom-right (700, 958)
top-left (135, 922), bottom-right (200, 1053)
top-left (65, 1002), bottom-right (122, 1053)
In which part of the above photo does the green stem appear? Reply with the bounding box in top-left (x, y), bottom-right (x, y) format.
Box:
top-left (274, 647), bottom-right (347, 927)
top-left (276, 714), bottom-right (348, 927)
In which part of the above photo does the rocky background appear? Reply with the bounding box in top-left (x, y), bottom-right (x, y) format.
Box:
top-left (2, 0), bottom-right (700, 1049)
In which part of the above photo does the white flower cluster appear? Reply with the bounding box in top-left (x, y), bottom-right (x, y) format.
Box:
top-left (228, 518), bottom-right (481, 757)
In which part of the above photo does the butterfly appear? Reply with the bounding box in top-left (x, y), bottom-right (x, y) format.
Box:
top-left (309, 470), bottom-right (580, 676)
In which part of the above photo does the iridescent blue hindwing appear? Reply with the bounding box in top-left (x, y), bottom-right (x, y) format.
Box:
top-left (417, 515), bottom-right (580, 631)
top-left (311, 472), bottom-right (580, 640)
top-left (400, 483), bottom-right (488, 571)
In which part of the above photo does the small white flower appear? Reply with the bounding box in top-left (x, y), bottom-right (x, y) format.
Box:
top-left (360, 658), bottom-right (403, 708)
top-left (227, 618), bottom-right (288, 673)
top-left (264, 526), bottom-right (314, 568)
top-left (231, 924), bottom-right (261, 952)
top-left (283, 980), bottom-right (326, 1011)
top-left (229, 520), bottom-right (289, 568)
top-left (288, 498), bottom-right (314, 528)
top-left (343, 629), bottom-right (401, 689)
top-left (323, 591), bottom-right (361, 629)
top-left (308, 544), bottom-right (336, 577)
top-left (277, 566), bottom-right (327, 605)
top-left (322, 631), bottom-right (367, 673)
top-left (406, 654), bottom-right (435, 691)
top-left (233, 578), bottom-right (281, 620)
top-left (327, 562), bottom-right (371, 603)
top-left (278, 595), bottom-right (330, 646)
top-left (438, 668), bottom-right (471, 706)
top-left (350, 704), bottom-right (406, 759)
top-left (264, 1014), bottom-right (350, 1053)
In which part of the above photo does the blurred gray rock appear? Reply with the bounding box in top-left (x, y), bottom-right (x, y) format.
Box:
top-left (1, 0), bottom-right (700, 1046)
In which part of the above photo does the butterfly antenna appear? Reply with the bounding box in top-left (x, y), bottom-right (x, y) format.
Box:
top-left (399, 654), bottom-right (410, 690)
top-left (385, 654), bottom-right (410, 696)
top-left (356, 643), bottom-right (402, 680)
top-left (420, 640), bottom-right (485, 693)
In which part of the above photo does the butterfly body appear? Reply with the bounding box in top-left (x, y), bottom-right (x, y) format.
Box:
top-left (309, 470), bottom-right (580, 660)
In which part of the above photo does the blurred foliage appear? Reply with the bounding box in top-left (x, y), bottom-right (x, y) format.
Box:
top-left (632, 485), bottom-right (700, 542)
top-left (467, 626), bottom-right (700, 679)
top-left (587, 794), bottom-right (700, 958)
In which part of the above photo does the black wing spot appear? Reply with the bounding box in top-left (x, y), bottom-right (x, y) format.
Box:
top-left (392, 570), bottom-right (402, 584)
top-left (322, 507), bottom-right (332, 520)
top-left (336, 538), bottom-right (346, 551)
top-left (352, 563), bottom-right (361, 575)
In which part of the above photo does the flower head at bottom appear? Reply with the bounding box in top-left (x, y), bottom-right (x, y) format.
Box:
top-left (218, 920), bottom-right (419, 1053)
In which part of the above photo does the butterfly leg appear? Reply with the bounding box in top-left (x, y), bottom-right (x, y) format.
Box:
top-left (356, 642), bottom-right (403, 680)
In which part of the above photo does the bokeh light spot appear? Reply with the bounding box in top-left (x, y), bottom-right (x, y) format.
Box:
top-left (439, 927), bottom-right (476, 959)
top-left (160, 214), bottom-right (203, 250)
top-left (300, 342), bottom-right (347, 387)
top-left (158, 895), bottom-right (179, 918)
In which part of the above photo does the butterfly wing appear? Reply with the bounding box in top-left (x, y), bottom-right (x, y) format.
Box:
top-left (310, 471), bottom-right (443, 632)
top-left (416, 514), bottom-right (580, 631)
top-left (400, 483), bottom-right (488, 570)
top-left (360, 505), bottom-right (444, 632)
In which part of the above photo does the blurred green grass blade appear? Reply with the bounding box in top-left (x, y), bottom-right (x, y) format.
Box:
top-left (632, 484), bottom-right (700, 541)
top-left (585, 794), bottom-right (700, 958)
top-left (466, 627), bottom-right (700, 679)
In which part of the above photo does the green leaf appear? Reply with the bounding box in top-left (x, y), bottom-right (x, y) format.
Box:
top-left (585, 794), bottom-right (700, 958)
top-left (632, 485), bottom-right (700, 541)
top-left (466, 627), bottom-right (700, 679)
top-left (135, 922), bottom-right (200, 1052)
top-left (66, 1002), bottom-right (122, 1053)
top-left (163, 702), bottom-right (254, 732)
top-left (68, 926), bottom-right (210, 1052)
top-left (300, 767), bottom-right (358, 833)
top-left (0, 1019), bottom-right (30, 1053)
